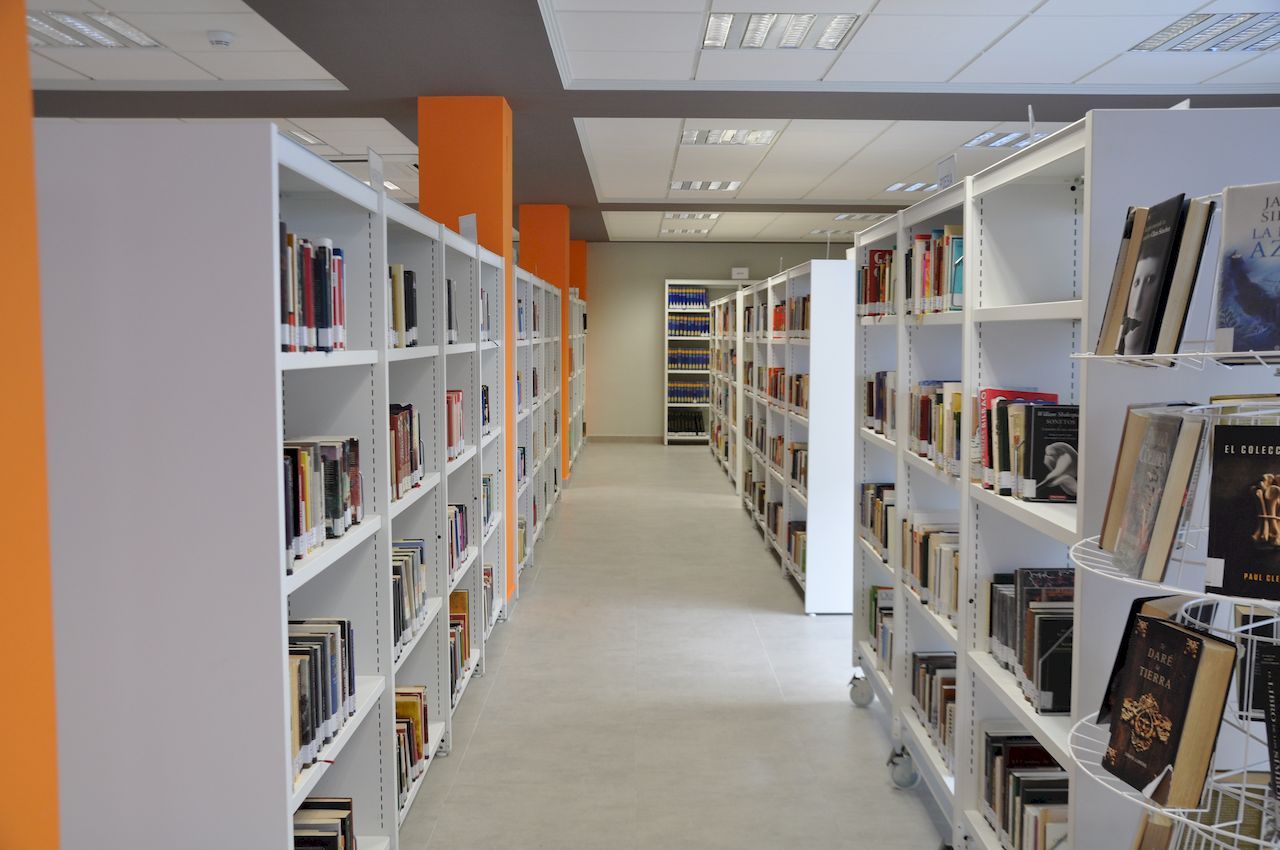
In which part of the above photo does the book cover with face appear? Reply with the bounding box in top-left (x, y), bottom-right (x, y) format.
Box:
top-left (1217, 182), bottom-right (1280, 354)
top-left (1118, 194), bottom-right (1186, 357)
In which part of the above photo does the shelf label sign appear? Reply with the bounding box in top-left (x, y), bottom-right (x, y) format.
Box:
top-left (937, 154), bottom-right (957, 190)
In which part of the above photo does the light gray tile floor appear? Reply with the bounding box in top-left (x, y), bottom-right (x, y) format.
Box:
top-left (401, 443), bottom-right (947, 849)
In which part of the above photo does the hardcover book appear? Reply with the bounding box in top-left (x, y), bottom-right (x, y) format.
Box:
top-left (1216, 182), bottom-right (1280, 358)
top-left (1022, 405), bottom-right (1079, 502)
top-left (1097, 206), bottom-right (1149, 357)
top-left (1102, 614), bottom-right (1235, 808)
top-left (1113, 412), bottom-right (1184, 578)
top-left (1117, 194), bottom-right (1187, 357)
top-left (1207, 423), bottom-right (1280, 599)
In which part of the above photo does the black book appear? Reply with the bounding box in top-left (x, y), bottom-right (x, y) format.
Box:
top-left (283, 454), bottom-right (296, 560)
top-left (313, 241), bottom-right (333, 352)
top-left (1262, 647), bottom-right (1280, 799)
top-left (405, 268), bottom-right (418, 347)
top-left (1236, 606), bottom-right (1279, 715)
top-left (446, 277), bottom-right (458, 343)
top-left (279, 220), bottom-right (289, 350)
top-left (1022, 405), bottom-right (1079, 503)
top-left (1116, 193), bottom-right (1187, 356)
top-left (1207, 423), bottom-right (1280, 599)
top-left (1032, 612), bottom-right (1073, 714)
top-left (289, 650), bottom-right (315, 764)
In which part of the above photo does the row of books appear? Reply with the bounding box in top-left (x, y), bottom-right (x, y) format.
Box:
top-left (284, 437), bottom-right (364, 564)
top-left (988, 568), bottom-right (1073, 716)
top-left (394, 686), bottom-right (431, 809)
top-left (667, 347), bottom-right (711, 371)
top-left (481, 474), bottom-right (495, 529)
top-left (668, 285), bottom-right (708, 309)
top-left (294, 796), bottom-right (358, 849)
top-left (482, 565), bottom-right (495, 628)
top-left (787, 293), bottom-right (810, 332)
top-left (280, 223), bottom-right (348, 353)
top-left (668, 381), bottom-right (709, 405)
top-left (906, 226), bottom-right (963, 314)
top-left (447, 503), bottom-right (470, 576)
top-left (667, 315), bottom-right (710, 336)
top-left (858, 483), bottom-right (896, 563)
top-left (667, 409), bottom-right (705, 435)
top-left (766, 366), bottom-right (785, 402)
top-left (390, 403), bottom-right (426, 501)
top-left (903, 512), bottom-right (960, 625)
top-left (789, 374), bottom-right (809, 412)
top-left (388, 264), bottom-right (421, 349)
top-left (764, 499), bottom-right (784, 541)
top-left (868, 585), bottom-right (894, 672)
top-left (532, 366), bottom-right (541, 399)
top-left (392, 539), bottom-right (430, 655)
top-left (516, 446), bottom-right (527, 483)
top-left (448, 589), bottom-right (471, 703)
top-left (786, 520), bottom-right (806, 572)
top-left (445, 389), bottom-right (465, 460)
top-left (771, 302), bottom-right (786, 332)
top-left (975, 388), bottom-right (1079, 504)
top-left (979, 727), bottom-right (1067, 850)
top-left (908, 380), bottom-right (962, 479)
top-left (910, 651), bottom-right (957, 770)
top-left (768, 434), bottom-right (784, 468)
top-left (480, 384), bottom-right (491, 434)
top-left (743, 303), bottom-right (763, 335)
top-left (788, 442), bottom-right (808, 490)
top-left (714, 304), bottom-right (736, 335)
top-left (711, 347), bottom-right (736, 374)
top-left (858, 248), bottom-right (894, 317)
top-left (289, 618), bottom-right (357, 779)
top-left (750, 480), bottom-right (767, 518)
top-left (516, 517), bottom-right (527, 565)
top-left (863, 370), bottom-right (896, 438)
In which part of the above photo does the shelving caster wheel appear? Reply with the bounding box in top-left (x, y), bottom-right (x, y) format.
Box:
top-left (849, 673), bottom-right (874, 708)
top-left (887, 746), bottom-right (920, 789)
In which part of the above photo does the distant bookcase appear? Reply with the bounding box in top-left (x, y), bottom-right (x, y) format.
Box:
top-left (569, 293), bottom-right (587, 473)
top-left (663, 279), bottom-right (741, 445)
top-left (849, 107), bottom-right (1280, 850)
top-left (36, 120), bottom-right (512, 848)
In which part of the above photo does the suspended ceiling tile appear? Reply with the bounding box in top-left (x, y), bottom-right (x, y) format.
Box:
top-left (807, 149), bottom-right (948, 199)
top-left (671, 144), bottom-right (772, 182)
top-left (708, 0), bottom-right (875, 12)
top-left (952, 15), bottom-right (1183, 83)
top-left (184, 50), bottom-right (332, 80)
top-left (108, 0), bottom-right (252, 10)
top-left (25, 0), bottom-right (102, 9)
top-left (602, 211), bottom-right (663, 240)
top-left (557, 11), bottom-right (704, 52)
top-left (555, 0), bottom-right (707, 9)
top-left (578, 117), bottom-right (684, 201)
top-left (826, 15), bottom-right (1016, 82)
top-left (681, 116), bottom-right (792, 132)
top-left (1035, 0), bottom-right (1204, 12)
top-left (738, 119), bottom-right (890, 199)
top-left (1196, 0), bottom-right (1280, 11)
top-left (305, 128), bottom-right (416, 156)
top-left (867, 120), bottom-right (997, 152)
top-left (28, 53), bottom-right (89, 80)
top-left (755, 211), bottom-right (852, 239)
top-left (1202, 52), bottom-right (1280, 85)
top-left (1078, 51), bottom-right (1256, 85)
top-left (695, 49), bottom-right (837, 81)
top-left (874, 0), bottom-right (1040, 11)
top-left (568, 50), bottom-right (695, 81)
top-left (291, 117), bottom-right (398, 134)
top-left (706, 212), bottom-right (781, 240)
top-left (115, 12), bottom-right (298, 52)
top-left (33, 47), bottom-right (215, 80)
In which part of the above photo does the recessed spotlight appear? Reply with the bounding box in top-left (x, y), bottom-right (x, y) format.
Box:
top-left (704, 12), bottom-right (733, 48)
top-left (1131, 13), bottom-right (1212, 50)
top-left (665, 212), bottom-right (721, 220)
top-left (1209, 13), bottom-right (1280, 50)
top-left (741, 13), bottom-right (777, 48)
top-left (27, 14), bottom-right (85, 46)
top-left (43, 12), bottom-right (122, 47)
top-left (383, 180), bottom-right (401, 191)
top-left (885, 182), bottom-right (906, 192)
top-left (1171, 12), bottom-right (1254, 50)
top-left (988, 132), bottom-right (1024, 148)
top-left (964, 132), bottom-right (997, 148)
top-left (904, 182), bottom-right (927, 192)
top-left (816, 14), bottom-right (857, 49)
top-left (778, 14), bottom-right (816, 48)
top-left (288, 129), bottom-right (321, 145)
top-left (85, 12), bottom-right (159, 47)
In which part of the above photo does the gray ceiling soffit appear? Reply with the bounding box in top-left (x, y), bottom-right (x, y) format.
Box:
top-left (31, 0), bottom-right (1280, 243)
top-left (598, 203), bottom-right (905, 213)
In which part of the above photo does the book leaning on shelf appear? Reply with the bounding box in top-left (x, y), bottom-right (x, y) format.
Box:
top-left (978, 724), bottom-right (1068, 850)
top-left (288, 618), bottom-right (356, 780)
top-left (283, 437), bottom-right (363, 565)
top-left (280, 222), bottom-right (347, 353)
top-left (294, 796), bottom-right (358, 850)
top-left (387, 263), bottom-right (419, 349)
top-left (391, 539), bottom-right (429, 652)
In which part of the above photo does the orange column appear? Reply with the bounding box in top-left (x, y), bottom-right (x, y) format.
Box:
top-left (2, 10), bottom-right (60, 849)
top-left (517, 205), bottom-right (571, 479)
top-left (418, 97), bottom-right (517, 601)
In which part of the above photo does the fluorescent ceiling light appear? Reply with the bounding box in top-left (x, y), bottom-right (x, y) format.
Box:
top-left (704, 13), bottom-right (733, 48)
top-left (683, 128), bottom-right (777, 146)
top-left (1170, 12), bottom-right (1254, 51)
top-left (1131, 13), bottom-right (1211, 50)
top-left (44, 12), bottom-right (122, 47)
top-left (816, 14), bottom-right (856, 49)
top-left (85, 12), bottom-right (159, 47)
top-left (989, 132), bottom-right (1024, 147)
top-left (288, 129), bottom-right (321, 145)
top-left (681, 128), bottom-right (700, 144)
top-left (964, 132), bottom-right (997, 147)
top-left (741, 13), bottom-right (777, 48)
top-left (923, 183), bottom-right (939, 192)
top-left (834, 212), bottom-right (888, 221)
top-left (665, 212), bottom-right (721, 220)
top-left (1013, 132), bottom-right (1047, 149)
top-left (809, 229), bottom-right (859, 237)
top-left (1246, 28), bottom-right (1280, 50)
top-left (670, 180), bottom-right (741, 191)
top-left (1210, 13), bottom-right (1280, 50)
top-left (904, 182), bottom-right (927, 192)
top-left (383, 180), bottom-right (401, 191)
top-left (778, 14), bottom-right (816, 48)
top-left (27, 14), bottom-right (85, 46)
top-left (662, 228), bottom-right (710, 235)
top-left (885, 182), bottom-right (906, 192)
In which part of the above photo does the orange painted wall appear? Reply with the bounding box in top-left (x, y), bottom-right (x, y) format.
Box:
top-left (2, 11), bottom-right (61, 849)
top-left (417, 97), bottom-right (518, 601)
top-left (570, 240), bottom-right (588, 301)
top-left (517, 205), bottom-right (571, 478)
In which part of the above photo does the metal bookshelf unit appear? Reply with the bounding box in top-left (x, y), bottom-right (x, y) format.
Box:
top-left (849, 107), bottom-right (1280, 850)
top-left (36, 121), bottom-right (516, 849)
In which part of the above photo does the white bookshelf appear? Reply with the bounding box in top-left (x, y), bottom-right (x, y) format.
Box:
top-left (36, 120), bottom-right (513, 848)
top-left (849, 107), bottom-right (1280, 850)
top-left (727, 262), bottom-right (855, 614)
top-left (664, 279), bottom-right (740, 445)
top-left (513, 267), bottom-right (562, 593)
top-left (568, 291), bottom-right (587, 473)
top-left (708, 288), bottom-right (744, 493)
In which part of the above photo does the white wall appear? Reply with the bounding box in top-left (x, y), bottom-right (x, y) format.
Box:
top-left (585, 241), bottom-right (853, 439)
